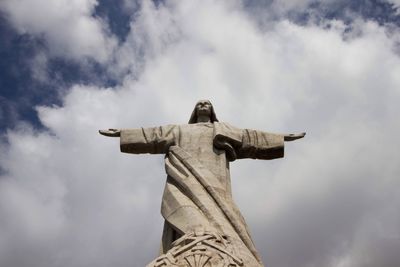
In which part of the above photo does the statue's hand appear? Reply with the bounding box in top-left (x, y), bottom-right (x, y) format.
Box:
top-left (99, 128), bottom-right (121, 137)
top-left (284, 132), bottom-right (306, 141)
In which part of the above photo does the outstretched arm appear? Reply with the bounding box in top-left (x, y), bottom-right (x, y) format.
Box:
top-left (237, 130), bottom-right (305, 160)
top-left (283, 132), bottom-right (306, 141)
top-left (99, 128), bottom-right (120, 137)
top-left (99, 125), bottom-right (178, 154)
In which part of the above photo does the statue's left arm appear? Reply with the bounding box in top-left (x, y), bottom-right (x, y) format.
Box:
top-left (238, 129), bottom-right (305, 160)
top-left (213, 122), bottom-right (305, 161)
top-left (283, 132), bottom-right (306, 141)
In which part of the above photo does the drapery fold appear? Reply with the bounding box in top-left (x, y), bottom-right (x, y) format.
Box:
top-left (163, 145), bottom-right (262, 263)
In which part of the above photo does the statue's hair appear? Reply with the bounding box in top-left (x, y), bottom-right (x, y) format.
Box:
top-left (188, 100), bottom-right (219, 124)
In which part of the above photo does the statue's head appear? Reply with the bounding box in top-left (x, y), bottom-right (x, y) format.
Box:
top-left (188, 99), bottom-right (219, 124)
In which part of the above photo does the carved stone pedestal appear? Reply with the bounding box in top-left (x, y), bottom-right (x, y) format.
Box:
top-left (146, 230), bottom-right (244, 267)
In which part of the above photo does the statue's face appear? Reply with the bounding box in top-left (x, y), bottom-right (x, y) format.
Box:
top-left (195, 100), bottom-right (212, 118)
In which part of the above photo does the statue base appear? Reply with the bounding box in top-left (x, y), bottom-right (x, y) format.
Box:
top-left (146, 229), bottom-right (244, 267)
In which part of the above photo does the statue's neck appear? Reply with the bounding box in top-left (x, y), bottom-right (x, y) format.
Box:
top-left (196, 115), bottom-right (211, 123)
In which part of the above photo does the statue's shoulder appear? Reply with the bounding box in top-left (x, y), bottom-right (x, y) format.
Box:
top-left (214, 121), bottom-right (241, 131)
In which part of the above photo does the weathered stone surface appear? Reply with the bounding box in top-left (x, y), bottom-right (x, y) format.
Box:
top-left (99, 100), bottom-right (305, 266)
top-left (147, 228), bottom-right (243, 267)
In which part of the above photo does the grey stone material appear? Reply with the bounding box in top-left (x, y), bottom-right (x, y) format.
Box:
top-left (99, 100), bottom-right (305, 267)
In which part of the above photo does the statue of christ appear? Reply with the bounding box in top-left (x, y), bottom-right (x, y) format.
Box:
top-left (100, 100), bottom-right (305, 267)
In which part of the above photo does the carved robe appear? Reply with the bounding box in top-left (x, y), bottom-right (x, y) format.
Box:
top-left (120, 122), bottom-right (284, 266)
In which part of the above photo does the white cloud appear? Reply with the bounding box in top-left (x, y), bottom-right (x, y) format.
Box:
top-left (389, 0), bottom-right (400, 7)
top-left (1, 1), bottom-right (400, 267)
top-left (388, 0), bottom-right (400, 14)
top-left (121, 0), bottom-right (141, 14)
top-left (270, 0), bottom-right (315, 14)
top-left (253, 0), bottom-right (335, 16)
top-left (0, 0), bottom-right (117, 62)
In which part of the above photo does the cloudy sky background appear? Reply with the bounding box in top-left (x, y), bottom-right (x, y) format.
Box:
top-left (1, 0), bottom-right (400, 266)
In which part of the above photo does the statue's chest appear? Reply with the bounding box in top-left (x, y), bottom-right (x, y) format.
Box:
top-left (179, 123), bottom-right (214, 153)
top-left (178, 124), bottom-right (228, 186)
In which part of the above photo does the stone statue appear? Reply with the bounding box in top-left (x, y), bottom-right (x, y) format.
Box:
top-left (99, 100), bottom-right (305, 267)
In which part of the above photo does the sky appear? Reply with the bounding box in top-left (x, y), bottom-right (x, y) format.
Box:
top-left (0, 0), bottom-right (400, 267)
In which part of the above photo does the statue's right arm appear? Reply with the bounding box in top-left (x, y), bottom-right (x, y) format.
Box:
top-left (99, 128), bottom-right (121, 137)
top-left (99, 125), bottom-right (178, 154)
